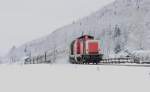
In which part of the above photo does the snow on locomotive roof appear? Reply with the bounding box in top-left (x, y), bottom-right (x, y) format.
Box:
top-left (77, 35), bottom-right (94, 39)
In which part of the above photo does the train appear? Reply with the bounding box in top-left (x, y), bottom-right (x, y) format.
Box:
top-left (69, 35), bottom-right (103, 64)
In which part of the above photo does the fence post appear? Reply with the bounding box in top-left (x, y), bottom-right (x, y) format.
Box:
top-left (45, 52), bottom-right (47, 63)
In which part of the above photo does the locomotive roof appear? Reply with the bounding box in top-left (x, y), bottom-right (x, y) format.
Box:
top-left (77, 35), bottom-right (94, 39)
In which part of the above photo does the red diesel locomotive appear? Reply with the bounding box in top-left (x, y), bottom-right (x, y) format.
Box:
top-left (69, 35), bottom-right (103, 64)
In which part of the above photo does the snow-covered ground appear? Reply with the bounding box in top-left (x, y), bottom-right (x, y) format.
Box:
top-left (0, 64), bottom-right (150, 92)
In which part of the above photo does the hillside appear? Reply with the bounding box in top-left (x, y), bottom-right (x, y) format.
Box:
top-left (5, 0), bottom-right (150, 64)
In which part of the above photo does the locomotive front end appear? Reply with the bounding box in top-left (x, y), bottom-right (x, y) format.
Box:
top-left (82, 40), bottom-right (103, 64)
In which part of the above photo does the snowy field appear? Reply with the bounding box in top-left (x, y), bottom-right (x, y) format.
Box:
top-left (0, 64), bottom-right (150, 92)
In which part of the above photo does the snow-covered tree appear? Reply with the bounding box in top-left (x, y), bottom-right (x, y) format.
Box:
top-left (114, 25), bottom-right (122, 54)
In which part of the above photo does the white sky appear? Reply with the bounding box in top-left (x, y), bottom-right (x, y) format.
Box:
top-left (0, 0), bottom-right (114, 56)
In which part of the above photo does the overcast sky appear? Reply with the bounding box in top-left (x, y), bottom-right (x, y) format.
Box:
top-left (0, 0), bottom-right (114, 56)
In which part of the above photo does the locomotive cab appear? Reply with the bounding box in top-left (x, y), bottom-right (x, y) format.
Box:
top-left (69, 35), bottom-right (103, 64)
